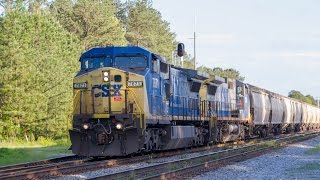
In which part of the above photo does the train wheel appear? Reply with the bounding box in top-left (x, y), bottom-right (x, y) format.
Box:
top-left (273, 127), bottom-right (280, 136)
top-left (259, 128), bottom-right (267, 138)
top-left (286, 126), bottom-right (292, 134)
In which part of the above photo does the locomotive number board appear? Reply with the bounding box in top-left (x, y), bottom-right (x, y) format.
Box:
top-left (74, 82), bottom-right (87, 89)
top-left (127, 81), bottom-right (143, 87)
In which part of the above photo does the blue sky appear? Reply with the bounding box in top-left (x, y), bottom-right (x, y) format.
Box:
top-left (153, 0), bottom-right (320, 98)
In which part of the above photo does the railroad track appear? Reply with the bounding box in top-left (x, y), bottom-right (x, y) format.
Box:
top-left (0, 155), bottom-right (89, 180)
top-left (0, 131), bottom-right (318, 179)
top-left (0, 155), bottom-right (82, 171)
top-left (93, 131), bottom-right (320, 180)
top-left (0, 139), bottom-right (246, 180)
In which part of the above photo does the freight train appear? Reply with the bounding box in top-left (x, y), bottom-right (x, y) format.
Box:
top-left (69, 46), bottom-right (320, 157)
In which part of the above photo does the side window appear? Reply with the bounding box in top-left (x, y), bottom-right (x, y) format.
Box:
top-left (84, 60), bottom-right (89, 69)
top-left (165, 82), bottom-right (170, 101)
top-left (153, 59), bottom-right (159, 73)
top-left (190, 81), bottom-right (201, 93)
top-left (160, 61), bottom-right (168, 73)
top-left (237, 86), bottom-right (243, 95)
top-left (207, 85), bottom-right (217, 95)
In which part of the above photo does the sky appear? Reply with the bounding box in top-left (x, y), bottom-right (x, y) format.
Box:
top-left (152, 0), bottom-right (320, 98)
top-left (0, 1), bottom-right (319, 98)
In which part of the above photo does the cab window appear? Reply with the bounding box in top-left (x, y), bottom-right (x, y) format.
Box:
top-left (114, 56), bottom-right (147, 68)
top-left (81, 57), bottom-right (112, 70)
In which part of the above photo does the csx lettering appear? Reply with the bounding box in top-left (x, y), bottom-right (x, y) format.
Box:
top-left (92, 84), bottom-right (122, 97)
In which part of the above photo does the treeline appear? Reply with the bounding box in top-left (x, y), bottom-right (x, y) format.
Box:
top-left (197, 66), bottom-right (245, 81)
top-left (0, 0), bottom-right (179, 141)
top-left (0, 0), bottom-right (247, 141)
top-left (2, 0), bottom-right (313, 142)
top-left (289, 90), bottom-right (318, 106)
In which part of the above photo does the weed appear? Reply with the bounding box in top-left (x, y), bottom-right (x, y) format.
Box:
top-left (167, 163), bottom-right (179, 171)
top-left (297, 163), bottom-right (320, 171)
top-left (211, 154), bottom-right (220, 160)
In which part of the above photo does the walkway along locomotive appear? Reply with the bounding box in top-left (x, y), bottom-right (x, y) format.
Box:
top-left (69, 46), bottom-right (320, 157)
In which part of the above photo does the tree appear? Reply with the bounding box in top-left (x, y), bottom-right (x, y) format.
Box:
top-left (197, 66), bottom-right (245, 81)
top-left (288, 90), bottom-right (317, 105)
top-left (288, 90), bottom-right (305, 101)
top-left (50, 0), bottom-right (127, 50)
top-left (114, 0), bottom-right (131, 28)
top-left (125, 0), bottom-right (176, 62)
top-left (0, 7), bottom-right (80, 140)
top-left (304, 95), bottom-right (316, 105)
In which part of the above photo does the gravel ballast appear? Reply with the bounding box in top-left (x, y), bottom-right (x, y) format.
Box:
top-left (56, 135), bottom-right (320, 180)
top-left (196, 135), bottom-right (320, 180)
top-left (56, 148), bottom-right (218, 179)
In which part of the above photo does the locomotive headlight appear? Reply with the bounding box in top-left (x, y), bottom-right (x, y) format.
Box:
top-left (103, 71), bottom-right (109, 82)
top-left (83, 124), bottom-right (89, 130)
top-left (115, 123), bottom-right (123, 130)
top-left (103, 77), bottom-right (109, 82)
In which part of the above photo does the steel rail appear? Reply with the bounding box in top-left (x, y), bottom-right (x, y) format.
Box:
top-left (92, 131), bottom-right (320, 180)
top-left (0, 155), bottom-right (81, 172)
top-left (0, 155), bottom-right (88, 180)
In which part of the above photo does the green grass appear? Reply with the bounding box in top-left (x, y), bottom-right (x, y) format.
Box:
top-left (287, 162), bottom-right (320, 176)
top-left (0, 138), bottom-right (72, 166)
top-left (260, 140), bottom-right (277, 148)
top-left (0, 137), bottom-right (70, 148)
top-left (297, 163), bottom-right (320, 171)
top-left (305, 145), bottom-right (320, 155)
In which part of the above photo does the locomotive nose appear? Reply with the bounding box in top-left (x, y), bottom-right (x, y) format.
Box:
top-left (74, 69), bottom-right (127, 115)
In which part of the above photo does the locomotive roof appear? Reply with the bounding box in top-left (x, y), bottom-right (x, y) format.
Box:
top-left (173, 67), bottom-right (210, 80)
top-left (80, 46), bottom-right (151, 60)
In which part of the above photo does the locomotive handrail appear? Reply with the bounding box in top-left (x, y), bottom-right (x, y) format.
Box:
top-left (73, 90), bottom-right (81, 114)
top-left (127, 88), bottom-right (144, 129)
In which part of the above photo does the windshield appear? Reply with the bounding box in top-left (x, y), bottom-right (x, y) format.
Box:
top-left (114, 56), bottom-right (148, 68)
top-left (81, 57), bottom-right (112, 70)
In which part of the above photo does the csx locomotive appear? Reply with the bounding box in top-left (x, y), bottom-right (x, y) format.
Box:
top-left (69, 46), bottom-right (320, 157)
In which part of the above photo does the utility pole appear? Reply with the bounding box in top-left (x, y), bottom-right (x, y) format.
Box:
top-left (189, 33), bottom-right (196, 70)
top-left (317, 97), bottom-right (320, 107)
top-left (193, 9), bottom-right (197, 70)
top-left (172, 50), bottom-right (178, 66)
top-left (188, 8), bottom-right (197, 70)
top-left (193, 31), bottom-right (196, 70)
